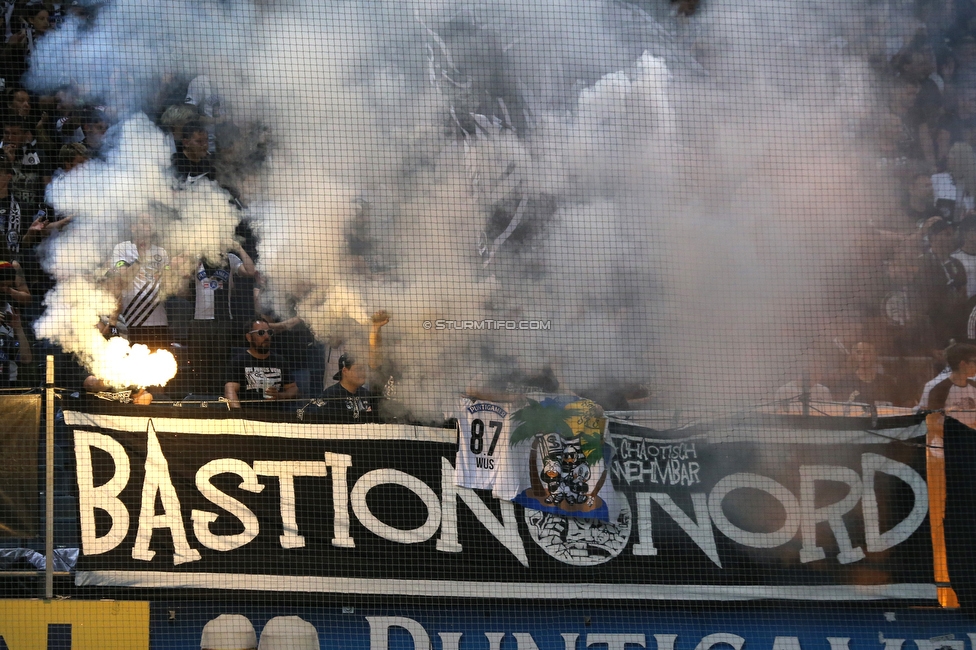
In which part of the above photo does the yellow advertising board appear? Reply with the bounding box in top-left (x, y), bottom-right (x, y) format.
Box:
top-left (0, 599), bottom-right (148, 650)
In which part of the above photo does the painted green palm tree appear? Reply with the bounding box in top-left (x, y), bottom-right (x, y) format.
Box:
top-left (510, 399), bottom-right (604, 463)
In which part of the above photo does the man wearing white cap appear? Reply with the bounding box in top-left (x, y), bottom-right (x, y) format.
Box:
top-left (201, 614), bottom-right (257, 650)
top-left (258, 616), bottom-right (319, 650)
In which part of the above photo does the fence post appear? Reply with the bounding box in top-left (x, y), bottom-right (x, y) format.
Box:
top-left (45, 354), bottom-right (54, 599)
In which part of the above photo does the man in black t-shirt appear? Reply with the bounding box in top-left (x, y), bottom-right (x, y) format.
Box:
top-left (311, 353), bottom-right (379, 423)
top-left (829, 341), bottom-right (901, 407)
top-left (2, 117), bottom-right (50, 210)
top-left (172, 120), bottom-right (215, 183)
top-left (0, 263), bottom-right (30, 387)
top-left (223, 318), bottom-right (297, 408)
top-left (297, 311), bottom-right (389, 423)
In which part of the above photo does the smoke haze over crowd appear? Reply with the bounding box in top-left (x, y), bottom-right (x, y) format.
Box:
top-left (22, 0), bottom-right (919, 417)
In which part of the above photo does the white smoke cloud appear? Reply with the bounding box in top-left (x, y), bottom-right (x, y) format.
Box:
top-left (34, 113), bottom-right (239, 388)
top-left (25, 0), bottom-right (908, 415)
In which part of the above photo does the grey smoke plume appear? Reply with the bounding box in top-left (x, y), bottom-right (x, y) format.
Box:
top-left (33, 114), bottom-right (240, 386)
top-left (25, 0), bottom-right (904, 417)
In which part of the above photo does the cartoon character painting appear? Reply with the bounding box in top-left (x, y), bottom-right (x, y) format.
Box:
top-left (560, 440), bottom-right (590, 504)
top-left (540, 449), bottom-right (563, 503)
top-left (509, 396), bottom-right (610, 519)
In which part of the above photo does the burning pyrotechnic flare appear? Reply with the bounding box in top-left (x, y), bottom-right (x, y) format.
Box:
top-left (32, 112), bottom-right (239, 388)
top-left (90, 336), bottom-right (178, 389)
top-left (34, 277), bottom-right (177, 388)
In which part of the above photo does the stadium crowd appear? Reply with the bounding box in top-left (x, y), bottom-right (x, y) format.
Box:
top-left (803, 0), bottom-right (976, 411)
top-left (0, 0), bottom-right (974, 419)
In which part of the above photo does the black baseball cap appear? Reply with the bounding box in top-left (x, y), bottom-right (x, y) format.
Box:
top-left (332, 354), bottom-right (354, 381)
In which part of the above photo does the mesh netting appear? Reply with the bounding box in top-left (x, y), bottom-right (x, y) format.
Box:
top-left (2, 0), bottom-right (976, 647)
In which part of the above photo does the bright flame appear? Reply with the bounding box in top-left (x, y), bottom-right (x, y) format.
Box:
top-left (90, 336), bottom-right (178, 389)
top-left (34, 276), bottom-right (178, 389)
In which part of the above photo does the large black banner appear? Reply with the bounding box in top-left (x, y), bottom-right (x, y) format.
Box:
top-left (65, 409), bottom-right (934, 600)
